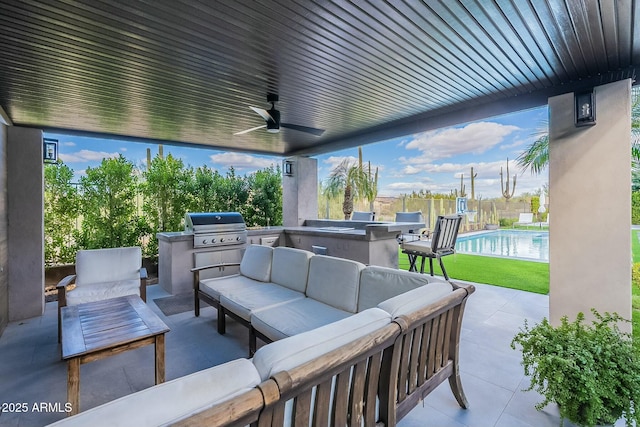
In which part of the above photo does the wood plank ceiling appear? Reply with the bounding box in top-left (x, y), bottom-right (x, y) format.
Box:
top-left (0, 0), bottom-right (638, 156)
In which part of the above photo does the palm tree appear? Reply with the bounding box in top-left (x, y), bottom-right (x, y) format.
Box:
top-left (518, 87), bottom-right (640, 175)
top-left (516, 123), bottom-right (549, 175)
top-left (323, 147), bottom-right (375, 219)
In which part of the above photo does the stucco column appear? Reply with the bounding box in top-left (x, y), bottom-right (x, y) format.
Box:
top-left (283, 156), bottom-right (317, 227)
top-left (7, 126), bottom-right (44, 320)
top-left (548, 79), bottom-right (631, 328)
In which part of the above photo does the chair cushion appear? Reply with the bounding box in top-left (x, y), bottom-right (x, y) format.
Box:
top-left (250, 298), bottom-right (352, 342)
top-left (65, 279), bottom-right (141, 306)
top-left (46, 358), bottom-right (261, 427)
top-left (252, 308), bottom-right (392, 381)
top-left (75, 247), bottom-right (141, 286)
top-left (351, 211), bottom-right (374, 221)
top-left (377, 281), bottom-right (453, 318)
top-left (199, 274), bottom-right (263, 301)
top-left (270, 247), bottom-right (313, 293)
top-left (220, 284), bottom-right (305, 321)
top-left (239, 245), bottom-right (273, 282)
top-left (358, 266), bottom-right (445, 311)
top-left (305, 256), bottom-right (365, 313)
top-left (395, 211), bottom-right (423, 223)
top-left (400, 240), bottom-right (433, 254)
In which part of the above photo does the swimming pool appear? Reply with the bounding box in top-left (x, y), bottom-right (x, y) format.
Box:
top-left (455, 230), bottom-right (549, 262)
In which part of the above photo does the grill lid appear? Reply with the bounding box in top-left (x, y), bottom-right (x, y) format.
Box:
top-left (185, 212), bottom-right (246, 233)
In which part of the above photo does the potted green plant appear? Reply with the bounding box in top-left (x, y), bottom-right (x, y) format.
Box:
top-left (510, 309), bottom-right (640, 427)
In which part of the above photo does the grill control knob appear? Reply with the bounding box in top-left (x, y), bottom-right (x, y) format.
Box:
top-left (211, 238), bottom-right (216, 243)
top-left (220, 238), bottom-right (225, 242)
top-left (236, 236), bottom-right (241, 241)
top-left (202, 239), bottom-right (208, 245)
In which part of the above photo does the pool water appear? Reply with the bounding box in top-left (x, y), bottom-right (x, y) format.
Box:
top-left (455, 230), bottom-right (549, 262)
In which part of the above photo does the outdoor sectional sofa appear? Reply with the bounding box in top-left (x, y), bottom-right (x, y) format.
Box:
top-left (194, 244), bottom-right (466, 355)
top-left (49, 245), bottom-right (474, 426)
top-left (49, 267), bottom-right (473, 426)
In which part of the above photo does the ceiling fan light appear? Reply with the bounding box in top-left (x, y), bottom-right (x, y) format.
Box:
top-left (267, 127), bottom-right (280, 133)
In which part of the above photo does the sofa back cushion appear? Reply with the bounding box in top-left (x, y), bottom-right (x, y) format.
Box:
top-left (47, 358), bottom-right (262, 427)
top-left (270, 247), bottom-right (313, 292)
top-left (252, 308), bottom-right (392, 381)
top-left (239, 245), bottom-right (273, 282)
top-left (377, 280), bottom-right (453, 318)
top-left (75, 246), bottom-right (141, 286)
top-left (358, 265), bottom-right (446, 311)
top-left (305, 255), bottom-right (365, 313)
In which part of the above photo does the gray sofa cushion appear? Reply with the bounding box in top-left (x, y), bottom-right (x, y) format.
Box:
top-left (270, 247), bottom-right (313, 293)
top-left (200, 274), bottom-right (262, 301)
top-left (252, 308), bottom-right (392, 381)
top-left (239, 244), bottom-right (273, 282)
top-left (220, 284), bottom-right (304, 321)
top-left (250, 298), bottom-right (352, 342)
top-left (47, 358), bottom-right (261, 427)
top-left (305, 255), bottom-right (365, 313)
top-left (358, 265), bottom-right (447, 311)
top-left (377, 281), bottom-right (453, 318)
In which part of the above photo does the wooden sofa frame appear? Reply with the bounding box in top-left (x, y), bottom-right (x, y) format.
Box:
top-left (192, 261), bottom-right (243, 335)
top-left (178, 281), bottom-right (475, 426)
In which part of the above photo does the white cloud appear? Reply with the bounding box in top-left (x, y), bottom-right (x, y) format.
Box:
top-left (323, 155), bottom-right (358, 170)
top-left (405, 122), bottom-right (519, 160)
top-left (60, 149), bottom-right (120, 163)
top-left (209, 152), bottom-right (277, 170)
top-left (402, 165), bottom-right (422, 175)
top-left (62, 141), bottom-right (76, 147)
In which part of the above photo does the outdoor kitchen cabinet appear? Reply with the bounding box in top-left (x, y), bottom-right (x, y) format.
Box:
top-left (157, 232), bottom-right (245, 295)
top-left (193, 249), bottom-right (243, 280)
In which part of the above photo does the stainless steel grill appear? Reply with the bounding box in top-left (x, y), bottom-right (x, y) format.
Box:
top-left (185, 212), bottom-right (247, 248)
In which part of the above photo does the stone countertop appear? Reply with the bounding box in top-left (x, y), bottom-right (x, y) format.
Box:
top-left (157, 221), bottom-right (423, 243)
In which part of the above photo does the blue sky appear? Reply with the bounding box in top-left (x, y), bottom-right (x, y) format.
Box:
top-left (46, 105), bottom-right (549, 199)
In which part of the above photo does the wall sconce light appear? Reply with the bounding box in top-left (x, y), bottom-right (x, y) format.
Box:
top-left (284, 160), bottom-right (294, 177)
top-left (575, 90), bottom-right (596, 127)
top-left (43, 138), bottom-right (58, 163)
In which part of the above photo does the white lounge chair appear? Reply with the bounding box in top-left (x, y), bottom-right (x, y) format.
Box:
top-left (513, 213), bottom-right (534, 227)
top-left (56, 246), bottom-right (148, 341)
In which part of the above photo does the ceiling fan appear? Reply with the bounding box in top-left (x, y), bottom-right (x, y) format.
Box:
top-left (234, 93), bottom-right (325, 136)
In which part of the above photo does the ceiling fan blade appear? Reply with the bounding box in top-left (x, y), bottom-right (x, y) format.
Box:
top-left (249, 106), bottom-right (274, 122)
top-left (233, 124), bottom-right (266, 135)
top-left (281, 123), bottom-right (325, 136)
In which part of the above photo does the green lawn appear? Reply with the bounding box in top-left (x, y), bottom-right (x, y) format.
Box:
top-left (398, 250), bottom-right (549, 294)
top-left (398, 230), bottom-right (640, 341)
top-left (632, 230), bottom-right (640, 342)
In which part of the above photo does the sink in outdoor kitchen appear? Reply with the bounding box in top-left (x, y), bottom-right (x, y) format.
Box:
top-left (316, 227), bottom-right (355, 231)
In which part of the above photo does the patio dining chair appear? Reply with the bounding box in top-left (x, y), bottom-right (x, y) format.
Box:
top-left (395, 211), bottom-right (429, 244)
top-left (401, 215), bottom-right (463, 280)
top-left (351, 211), bottom-right (375, 221)
top-left (57, 246), bottom-right (148, 341)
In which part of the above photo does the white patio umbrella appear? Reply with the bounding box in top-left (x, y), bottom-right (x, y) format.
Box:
top-left (538, 191), bottom-right (547, 228)
top-left (538, 191), bottom-right (547, 214)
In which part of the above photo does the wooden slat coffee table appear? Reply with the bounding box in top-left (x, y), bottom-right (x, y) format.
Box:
top-left (61, 294), bottom-right (170, 416)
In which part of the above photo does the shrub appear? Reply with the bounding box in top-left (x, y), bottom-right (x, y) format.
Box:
top-left (632, 191), bottom-right (640, 224)
top-left (511, 310), bottom-right (640, 427)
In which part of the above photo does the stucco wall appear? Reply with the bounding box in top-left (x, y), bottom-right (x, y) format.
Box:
top-left (7, 126), bottom-right (44, 320)
top-left (549, 79), bottom-right (632, 327)
top-left (283, 157), bottom-right (318, 227)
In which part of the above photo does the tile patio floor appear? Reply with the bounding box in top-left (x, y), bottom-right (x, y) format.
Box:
top-left (0, 280), bottom-right (621, 427)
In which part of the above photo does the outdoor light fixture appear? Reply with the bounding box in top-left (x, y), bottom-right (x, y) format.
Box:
top-left (575, 90), bottom-right (596, 127)
top-left (43, 138), bottom-right (58, 163)
top-left (284, 160), bottom-right (294, 177)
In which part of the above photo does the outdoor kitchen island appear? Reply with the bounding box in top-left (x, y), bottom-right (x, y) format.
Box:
top-left (282, 219), bottom-right (423, 268)
top-left (157, 219), bottom-right (424, 295)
